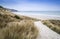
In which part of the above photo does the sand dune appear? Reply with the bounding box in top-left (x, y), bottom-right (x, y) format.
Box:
top-left (14, 12), bottom-right (60, 39)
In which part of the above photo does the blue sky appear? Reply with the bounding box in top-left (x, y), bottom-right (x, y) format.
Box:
top-left (0, 0), bottom-right (60, 11)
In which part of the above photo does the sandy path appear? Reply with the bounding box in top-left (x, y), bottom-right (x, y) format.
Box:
top-left (34, 21), bottom-right (60, 39)
top-left (13, 12), bottom-right (60, 39)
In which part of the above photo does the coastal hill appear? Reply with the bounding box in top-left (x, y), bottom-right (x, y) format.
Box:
top-left (0, 6), bottom-right (19, 12)
top-left (0, 6), bottom-right (39, 39)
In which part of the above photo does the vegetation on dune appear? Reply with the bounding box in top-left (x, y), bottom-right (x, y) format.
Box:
top-left (0, 20), bottom-right (38, 39)
top-left (0, 11), bottom-right (21, 28)
top-left (0, 7), bottom-right (39, 29)
top-left (0, 6), bottom-right (39, 39)
top-left (42, 20), bottom-right (60, 34)
top-left (14, 15), bottom-right (21, 19)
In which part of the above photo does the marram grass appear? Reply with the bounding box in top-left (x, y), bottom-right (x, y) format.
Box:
top-left (42, 20), bottom-right (60, 34)
top-left (0, 20), bottom-right (39, 39)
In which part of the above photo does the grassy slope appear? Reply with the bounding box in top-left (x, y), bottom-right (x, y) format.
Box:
top-left (0, 8), bottom-right (39, 28)
top-left (0, 7), bottom-right (39, 39)
top-left (42, 20), bottom-right (60, 34)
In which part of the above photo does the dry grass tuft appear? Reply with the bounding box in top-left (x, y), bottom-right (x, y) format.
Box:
top-left (0, 20), bottom-right (39, 39)
top-left (42, 20), bottom-right (60, 34)
top-left (0, 7), bottom-right (39, 39)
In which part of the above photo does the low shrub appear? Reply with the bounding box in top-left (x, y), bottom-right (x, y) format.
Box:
top-left (14, 15), bottom-right (20, 19)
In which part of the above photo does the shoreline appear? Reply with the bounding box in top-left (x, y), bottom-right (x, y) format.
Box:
top-left (13, 12), bottom-right (60, 20)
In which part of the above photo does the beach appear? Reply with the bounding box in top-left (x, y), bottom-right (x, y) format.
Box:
top-left (13, 12), bottom-right (60, 39)
top-left (13, 12), bottom-right (60, 20)
top-left (0, 0), bottom-right (60, 38)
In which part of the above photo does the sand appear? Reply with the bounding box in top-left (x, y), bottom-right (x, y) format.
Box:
top-left (13, 12), bottom-right (60, 39)
top-left (21, 13), bottom-right (60, 39)
top-left (22, 15), bottom-right (60, 20)
top-left (13, 12), bottom-right (60, 20)
top-left (34, 21), bottom-right (60, 39)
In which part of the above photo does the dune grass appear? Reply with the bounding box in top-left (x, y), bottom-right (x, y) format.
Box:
top-left (0, 20), bottom-right (38, 39)
top-left (0, 8), bottom-right (39, 28)
top-left (0, 7), bottom-right (39, 39)
top-left (42, 20), bottom-right (60, 34)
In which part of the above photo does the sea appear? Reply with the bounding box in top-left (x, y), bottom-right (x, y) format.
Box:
top-left (13, 11), bottom-right (60, 17)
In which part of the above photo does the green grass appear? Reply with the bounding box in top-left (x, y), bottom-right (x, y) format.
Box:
top-left (42, 20), bottom-right (60, 34)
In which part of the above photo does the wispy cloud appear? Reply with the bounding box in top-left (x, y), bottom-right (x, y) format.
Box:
top-left (0, 0), bottom-right (60, 11)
